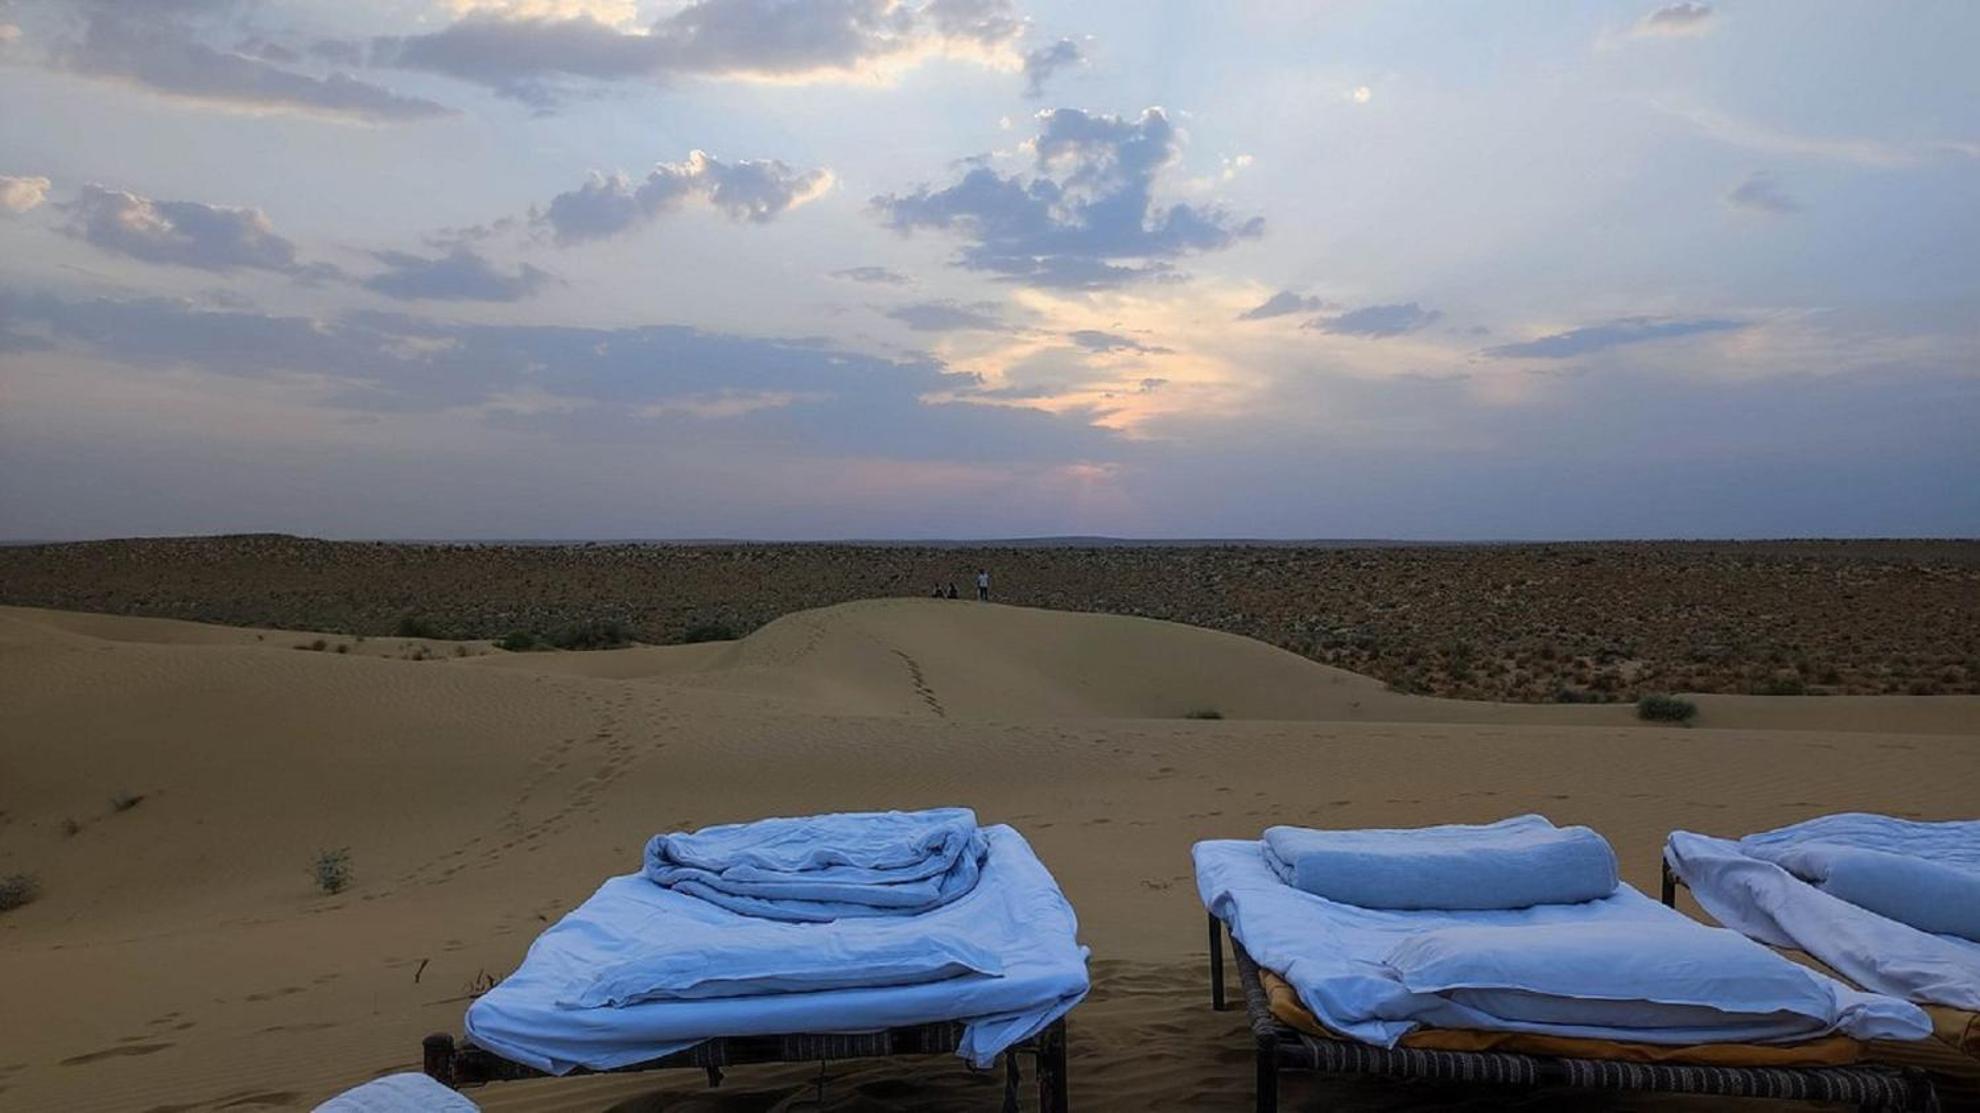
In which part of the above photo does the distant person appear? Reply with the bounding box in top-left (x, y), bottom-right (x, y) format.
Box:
top-left (931, 584), bottom-right (944, 598)
top-left (976, 568), bottom-right (990, 602)
top-left (946, 582), bottom-right (959, 600)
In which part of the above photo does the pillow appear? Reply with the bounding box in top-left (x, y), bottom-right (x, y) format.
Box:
top-left (1778, 846), bottom-right (1980, 943)
top-left (1262, 815), bottom-right (1618, 910)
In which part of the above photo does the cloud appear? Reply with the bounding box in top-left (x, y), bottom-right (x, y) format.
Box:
top-left (535, 150), bottom-right (832, 245)
top-left (884, 299), bottom-right (1006, 332)
top-left (1237, 290), bottom-right (1324, 321)
top-left (1065, 329), bottom-right (1169, 354)
top-left (46, 3), bottom-right (455, 123)
top-left (1021, 37), bottom-right (1081, 98)
top-left (0, 286), bottom-right (1116, 468)
top-left (0, 175), bottom-right (52, 216)
top-left (1309, 302), bottom-right (1440, 338)
top-left (1659, 102), bottom-right (1979, 168)
top-left (1635, 3), bottom-right (1713, 37)
top-left (873, 107), bottom-right (1263, 289)
top-left (362, 247), bottom-right (553, 302)
top-left (1483, 316), bottom-right (1747, 358)
top-left (378, 0), bottom-right (1025, 106)
top-left (60, 183), bottom-right (329, 276)
top-left (831, 265), bottom-right (911, 284)
top-left (1724, 171), bottom-right (1800, 215)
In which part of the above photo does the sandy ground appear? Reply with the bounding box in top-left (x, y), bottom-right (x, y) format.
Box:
top-left (1, 599), bottom-right (1976, 1112)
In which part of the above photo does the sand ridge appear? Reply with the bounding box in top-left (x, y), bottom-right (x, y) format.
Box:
top-left (1, 600), bottom-right (1976, 1111)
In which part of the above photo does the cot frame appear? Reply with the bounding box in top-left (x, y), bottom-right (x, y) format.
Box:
top-left (421, 1016), bottom-right (1069, 1112)
top-left (1206, 910), bottom-right (1938, 1112)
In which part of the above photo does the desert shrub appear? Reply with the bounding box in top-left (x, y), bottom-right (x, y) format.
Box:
top-left (395, 613), bottom-right (438, 638)
top-left (0, 873), bottom-right (39, 912)
top-left (310, 638), bottom-right (327, 651)
top-left (313, 848), bottom-right (352, 894)
top-left (60, 817), bottom-right (81, 837)
top-left (334, 643), bottom-right (349, 654)
top-left (1183, 708), bottom-right (1224, 720)
top-left (1637, 693), bottom-right (1698, 723)
top-left (109, 791), bottom-right (145, 813)
top-left (1552, 687), bottom-right (1596, 704)
top-left (495, 629), bottom-right (542, 652)
top-left (547, 619), bottom-right (632, 651)
top-left (680, 622), bottom-right (737, 644)
top-left (1752, 675), bottom-right (1807, 696)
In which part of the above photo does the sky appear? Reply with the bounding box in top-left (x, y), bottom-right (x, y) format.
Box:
top-left (0, 0), bottom-right (1975, 541)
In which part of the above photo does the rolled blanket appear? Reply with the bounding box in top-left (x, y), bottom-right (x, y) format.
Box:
top-left (643, 807), bottom-right (988, 922)
top-left (1262, 814), bottom-right (1618, 910)
top-left (1749, 820), bottom-right (1980, 943)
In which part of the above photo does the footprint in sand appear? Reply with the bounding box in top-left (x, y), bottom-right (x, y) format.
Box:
top-left (61, 1042), bottom-right (173, 1065)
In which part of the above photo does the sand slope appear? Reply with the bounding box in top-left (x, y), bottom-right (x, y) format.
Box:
top-left (1, 600), bottom-right (1976, 1111)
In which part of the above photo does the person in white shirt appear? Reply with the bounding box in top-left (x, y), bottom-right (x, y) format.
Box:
top-left (975, 568), bottom-right (990, 601)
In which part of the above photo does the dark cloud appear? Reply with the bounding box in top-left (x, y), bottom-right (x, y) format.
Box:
top-left (60, 183), bottom-right (331, 276)
top-left (536, 151), bottom-right (831, 245)
top-left (831, 265), bottom-right (911, 285)
top-left (48, 3), bottom-right (454, 123)
top-left (1021, 37), bottom-right (1081, 98)
top-left (1309, 302), bottom-right (1440, 338)
top-left (1484, 316), bottom-right (1747, 358)
top-left (1136, 376), bottom-right (1166, 392)
top-left (362, 247), bottom-right (553, 303)
top-left (0, 286), bottom-right (1114, 465)
top-left (1237, 290), bottom-right (1324, 321)
top-left (873, 107), bottom-right (1262, 289)
top-left (884, 299), bottom-right (1006, 332)
top-left (377, 0), bottom-right (1024, 107)
top-left (1726, 171), bottom-right (1799, 215)
top-left (1637, 2), bottom-right (1713, 36)
top-left (1066, 329), bottom-right (1169, 354)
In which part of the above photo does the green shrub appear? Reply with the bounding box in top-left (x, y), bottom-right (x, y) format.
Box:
top-left (495, 630), bottom-right (542, 652)
top-left (0, 873), bottom-right (39, 912)
top-left (395, 614), bottom-right (438, 638)
top-left (546, 619), bottom-right (632, 651)
top-left (681, 622), bottom-right (737, 644)
top-left (1637, 693), bottom-right (1698, 723)
top-left (313, 848), bottom-right (352, 895)
top-left (1183, 708), bottom-right (1224, 720)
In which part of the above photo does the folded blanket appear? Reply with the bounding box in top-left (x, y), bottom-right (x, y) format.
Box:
top-left (1739, 813), bottom-right (1980, 942)
top-left (469, 825), bottom-right (1090, 1073)
top-left (1261, 814), bottom-right (1618, 910)
top-left (1386, 921), bottom-right (1840, 1037)
top-left (644, 807), bottom-right (988, 922)
top-left (1196, 837), bottom-right (1929, 1047)
top-left (566, 925), bottom-right (1004, 1007)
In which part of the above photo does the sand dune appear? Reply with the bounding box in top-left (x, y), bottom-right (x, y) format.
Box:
top-left (1, 600), bottom-right (1976, 1111)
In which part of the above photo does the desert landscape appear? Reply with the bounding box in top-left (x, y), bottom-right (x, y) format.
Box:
top-left (1, 585), bottom-right (1976, 1111)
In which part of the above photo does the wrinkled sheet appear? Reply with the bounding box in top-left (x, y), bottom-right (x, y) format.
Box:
top-left (469, 825), bottom-right (1089, 1073)
top-left (1739, 812), bottom-right (1980, 943)
top-left (642, 807), bottom-right (987, 922)
top-left (1667, 828), bottom-right (1980, 1011)
top-left (314, 1073), bottom-right (478, 1113)
top-left (1262, 814), bottom-right (1618, 910)
top-left (1197, 838), bottom-right (1928, 1048)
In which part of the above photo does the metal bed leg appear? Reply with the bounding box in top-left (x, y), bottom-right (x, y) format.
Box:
top-left (1660, 856), bottom-right (1677, 907)
top-left (1209, 912), bottom-right (1227, 1010)
top-left (1254, 1040), bottom-right (1278, 1113)
top-left (422, 1033), bottom-right (457, 1089)
top-left (1036, 1019), bottom-right (1070, 1113)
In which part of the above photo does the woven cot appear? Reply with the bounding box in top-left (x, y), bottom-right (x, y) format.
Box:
top-left (1208, 911), bottom-right (1938, 1111)
top-left (422, 1017), bottom-right (1069, 1112)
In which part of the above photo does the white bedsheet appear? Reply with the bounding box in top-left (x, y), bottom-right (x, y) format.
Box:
top-left (466, 825), bottom-right (1089, 1073)
top-left (1667, 829), bottom-right (1980, 1011)
top-left (1197, 838), bottom-right (1928, 1048)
